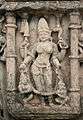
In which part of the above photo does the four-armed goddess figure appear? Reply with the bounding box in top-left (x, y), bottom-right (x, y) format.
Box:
top-left (18, 18), bottom-right (68, 106)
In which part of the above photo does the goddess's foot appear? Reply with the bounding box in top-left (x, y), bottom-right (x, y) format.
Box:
top-left (23, 93), bottom-right (33, 103)
top-left (55, 96), bottom-right (69, 106)
top-left (49, 102), bottom-right (55, 107)
top-left (41, 102), bottom-right (46, 106)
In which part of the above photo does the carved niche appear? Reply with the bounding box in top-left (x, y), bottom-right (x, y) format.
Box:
top-left (1, 3), bottom-right (81, 119)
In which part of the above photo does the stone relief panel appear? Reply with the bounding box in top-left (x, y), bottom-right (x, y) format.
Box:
top-left (0, 1), bottom-right (82, 119)
top-left (18, 17), bottom-right (69, 107)
top-left (0, 9), bottom-right (80, 120)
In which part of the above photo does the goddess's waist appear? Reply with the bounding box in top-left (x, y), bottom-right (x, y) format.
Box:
top-left (33, 60), bottom-right (50, 68)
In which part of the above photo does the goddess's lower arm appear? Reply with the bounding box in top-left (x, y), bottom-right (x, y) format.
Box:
top-left (23, 56), bottom-right (33, 65)
top-left (58, 49), bottom-right (66, 62)
top-left (52, 57), bottom-right (61, 68)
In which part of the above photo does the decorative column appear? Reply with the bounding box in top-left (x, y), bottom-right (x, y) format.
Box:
top-left (69, 11), bottom-right (81, 113)
top-left (5, 12), bottom-right (17, 91)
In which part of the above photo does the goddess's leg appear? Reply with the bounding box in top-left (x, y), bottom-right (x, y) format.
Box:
top-left (32, 74), bottom-right (45, 92)
top-left (31, 64), bottom-right (45, 105)
top-left (44, 66), bottom-right (52, 92)
top-left (44, 66), bottom-right (54, 105)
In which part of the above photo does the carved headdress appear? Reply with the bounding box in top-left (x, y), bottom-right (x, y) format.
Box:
top-left (38, 18), bottom-right (51, 40)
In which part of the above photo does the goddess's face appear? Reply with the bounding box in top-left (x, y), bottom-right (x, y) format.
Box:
top-left (39, 32), bottom-right (50, 42)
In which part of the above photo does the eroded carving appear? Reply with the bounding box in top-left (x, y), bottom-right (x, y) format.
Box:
top-left (18, 18), bottom-right (68, 106)
top-left (79, 32), bottom-right (83, 57)
top-left (20, 13), bottom-right (30, 59)
top-left (0, 16), bottom-right (6, 61)
top-left (0, 35), bottom-right (6, 61)
top-left (0, 4), bottom-right (80, 119)
top-left (0, 15), bottom-right (6, 120)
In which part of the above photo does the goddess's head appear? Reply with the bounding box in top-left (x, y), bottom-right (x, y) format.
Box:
top-left (38, 18), bottom-right (51, 42)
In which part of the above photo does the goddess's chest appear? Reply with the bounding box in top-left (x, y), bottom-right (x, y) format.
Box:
top-left (36, 42), bottom-right (53, 53)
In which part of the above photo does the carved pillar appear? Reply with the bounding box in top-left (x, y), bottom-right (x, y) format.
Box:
top-left (69, 11), bottom-right (81, 112)
top-left (5, 12), bottom-right (17, 91)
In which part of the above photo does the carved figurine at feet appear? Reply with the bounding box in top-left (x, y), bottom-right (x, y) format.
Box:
top-left (18, 18), bottom-right (68, 106)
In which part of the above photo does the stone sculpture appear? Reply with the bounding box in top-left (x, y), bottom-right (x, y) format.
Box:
top-left (0, 1), bottom-right (82, 120)
top-left (18, 18), bottom-right (68, 106)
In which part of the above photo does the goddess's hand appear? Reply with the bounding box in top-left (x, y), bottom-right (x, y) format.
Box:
top-left (19, 63), bottom-right (26, 71)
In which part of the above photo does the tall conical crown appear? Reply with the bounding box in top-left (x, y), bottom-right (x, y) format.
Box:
top-left (38, 18), bottom-right (50, 34)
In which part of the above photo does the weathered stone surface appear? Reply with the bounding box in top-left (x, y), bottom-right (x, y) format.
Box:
top-left (0, 1), bottom-right (80, 10)
top-left (0, 1), bottom-right (83, 120)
